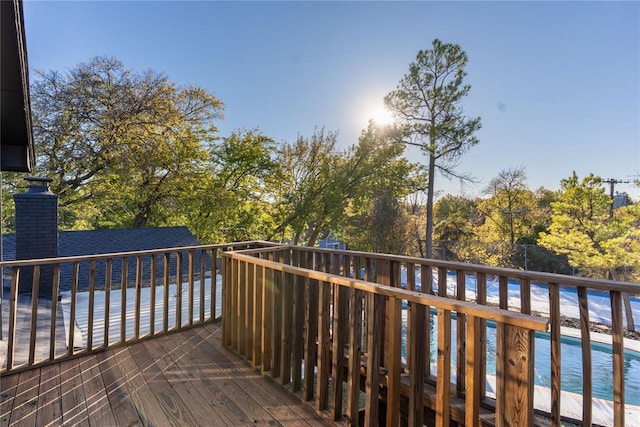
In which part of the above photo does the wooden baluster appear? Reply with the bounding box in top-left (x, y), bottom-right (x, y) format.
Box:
top-left (385, 261), bottom-right (402, 426)
top-left (465, 314), bottom-right (482, 427)
top-left (104, 259), bottom-right (112, 347)
top-left (199, 249), bottom-right (206, 322)
top-left (238, 259), bottom-right (247, 357)
top-left (176, 252), bottom-right (183, 328)
top-left (364, 293), bottom-right (383, 426)
top-left (548, 282), bottom-right (561, 427)
top-left (211, 248), bottom-right (218, 319)
top-left (87, 259), bottom-right (96, 349)
top-left (495, 274), bottom-right (509, 424)
top-left (408, 299), bottom-right (426, 427)
top-left (292, 271), bottom-right (305, 392)
top-left (610, 290), bottom-right (626, 427)
top-left (150, 255), bottom-right (156, 336)
top-left (134, 256), bottom-right (142, 339)
top-left (121, 257), bottom-right (128, 342)
top-left (49, 264), bottom-right (60, 360)
top-left (421, 263), bottom-right (433, 378)
top-left (476, 272), bottom-right (487, 399)
top-left (68, 262), bottom-right (79, 356)
top-left (435, 308), bottom-right (452, 426)
top-left (163, 253), bottom-right (170, 334)
top-left (456, 269), bottom-right (466, 397)
top-left (331, 280), bottom-right (348, 420)
top-left (437, 266), bottom-right (447, 297)
top-left (577, 286), bottom-right (592, 426)
top-left (303, 276), bottom-right (319, 400)
top-left (6, 267), bottom-right (19, 370)
top-left (28, 265), bottom-right (40, 365)
top-left (246, 260), bottom-right (254, 362)
top-left (261, 262), bottom-right (273, 373)
top-left (271, 262), bottom-right (283, 379)
top-left (280, 271), bottom-right (293, 385)
top-left (347, 288), bottom-right (364, 426)
top-left (316, 275), bottom-right (331, 411)
top-left (253, 263), bottom-right (263, 368)
top-left (406, 262), bottom-right (415, 370)
top-left (188, 250), bottom-right (195, 326)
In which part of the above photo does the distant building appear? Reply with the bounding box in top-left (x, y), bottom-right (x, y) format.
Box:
top-left (318, 235), bottom-right (346, 250)
top-left (613, 192), bottom-right (628, 210)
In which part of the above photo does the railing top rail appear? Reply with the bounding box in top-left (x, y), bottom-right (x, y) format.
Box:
top-left (0, 240), bottom-right (276, 268)
top-left (226, 251), bottom-right (549, 332)
top-left (242, 244), bottom-right (640, 294)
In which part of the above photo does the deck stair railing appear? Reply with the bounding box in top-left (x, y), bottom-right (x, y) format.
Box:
top-left (0, 241), bottom-right (278, 375)
top-left (223, 245), bottom-right (637, 427)
top-left (223, 247), bottom-right (550, 426)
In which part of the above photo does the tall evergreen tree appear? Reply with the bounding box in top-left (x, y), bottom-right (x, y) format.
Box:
top-left (384, 39), bottom-right (481, 258)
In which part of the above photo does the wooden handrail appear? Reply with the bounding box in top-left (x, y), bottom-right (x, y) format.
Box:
top-left (226, 251), bottom-right (549, 331)
top-left (226, 245), bottom-right (636, 427)
top-left (0, 241), bottom-right (275, 375)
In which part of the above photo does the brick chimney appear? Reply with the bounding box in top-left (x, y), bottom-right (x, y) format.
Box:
top-left (13, 177), bottom-right (58, 297)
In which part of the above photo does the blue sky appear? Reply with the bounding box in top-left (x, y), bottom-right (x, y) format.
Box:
top-left (23, 1), bottom-right (640, 199)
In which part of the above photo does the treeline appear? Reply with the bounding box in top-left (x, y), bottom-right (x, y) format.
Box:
top-left (3, 55), bottom-right (639, 286)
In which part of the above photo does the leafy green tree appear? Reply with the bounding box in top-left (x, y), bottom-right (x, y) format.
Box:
top-left (182, 130), bottom-right (281, 243)
top-left (384, 39), bottom-right (481, 258)
top-left (432, 194), bottom-right (481, 261)
top-left (539, 172), bottom-right (640, 330)
top-left (274, 124), bottom-right (421, 247)
top-left (25, 56), bottom-right (223, 229)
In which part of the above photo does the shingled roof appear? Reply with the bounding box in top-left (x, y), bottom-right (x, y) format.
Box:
top-left (3, 226), bottom-right (205, 292)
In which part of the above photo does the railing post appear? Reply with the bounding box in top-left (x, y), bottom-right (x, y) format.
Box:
top-left (610, 290), bottom-right (626, 427)
top-left (501, 324), bottom-right (535, 427)
top-left (364, 292), bottom-right (383, 426)
top-left (346, 288), bottom-right (364, 426)
top-left (435, 308), bottom-right (451, 426)
top-left (548, 282), bottom-right (561, 427)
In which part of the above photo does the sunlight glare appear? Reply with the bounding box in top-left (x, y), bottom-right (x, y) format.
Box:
top-left (370, 105), bottom-right (394, 126)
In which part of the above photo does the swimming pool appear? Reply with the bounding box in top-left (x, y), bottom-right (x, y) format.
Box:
top-left (401, 313), bottom-right (640, 406)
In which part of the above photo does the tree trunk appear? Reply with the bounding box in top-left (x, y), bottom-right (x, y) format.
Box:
top-left (425, 152), bottom-right (436, 259)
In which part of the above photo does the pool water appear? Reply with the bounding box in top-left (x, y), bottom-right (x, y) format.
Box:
top-left (400, 312), bottom-right (640, 406)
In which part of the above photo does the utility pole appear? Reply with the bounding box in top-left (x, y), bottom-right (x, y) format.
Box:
top-left (602, 178), bottom-right (629, 218)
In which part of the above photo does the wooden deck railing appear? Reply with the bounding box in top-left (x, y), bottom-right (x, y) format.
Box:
top-left (224, 245), bottom-right (639, 427)
top-left (0, 241), bottom-right (278, 375)
top-left (223, 248), bottom-right (550, 426)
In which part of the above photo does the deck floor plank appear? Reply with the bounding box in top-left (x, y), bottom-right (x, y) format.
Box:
top-left (128, 339), bottom-right (203, 426)
top-left (113, 346), bottom-right (193, 426)
top-left (7, 368), bottom-right (40, 426)
top-left (1, 321), bottom-right (332, 427)
top-left (94, 349), bottom-right (144, 426)
top-left (78, 355), bottom-right (117, 426)
top-left (35, 364), bottom-right (62, 427)
top-left (167, 327), bottom-right (288, 426)
top-left (145, 330), bottom-right (246, 426)
top-left (0, 371), bottom-right (20, 425)
top-left (58, 358), bottom-right (90, 426)
top-left (193, 324), bottom-right (331, 426)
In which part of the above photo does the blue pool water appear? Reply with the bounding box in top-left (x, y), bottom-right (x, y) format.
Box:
top-left (401, 313), bottom-right (640, 406)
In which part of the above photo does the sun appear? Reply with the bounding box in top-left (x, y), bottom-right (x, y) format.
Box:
top-left (370, 105), bottom-right (395, 126)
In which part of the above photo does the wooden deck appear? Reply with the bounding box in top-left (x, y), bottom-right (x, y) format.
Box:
top-left (0, 321), bottom-right (335, 427)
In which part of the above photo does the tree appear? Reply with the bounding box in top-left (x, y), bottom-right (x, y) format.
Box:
top-left (26, 56), bottom-right (223, 229)
top-left (182, 130), bottom-right (281, 243)
top-left (539, 172), bottom-right (640, 331)
top-left (384, 39), bottom-right (481, 258)
top-left (273, 123), bottom-right (421, 247)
